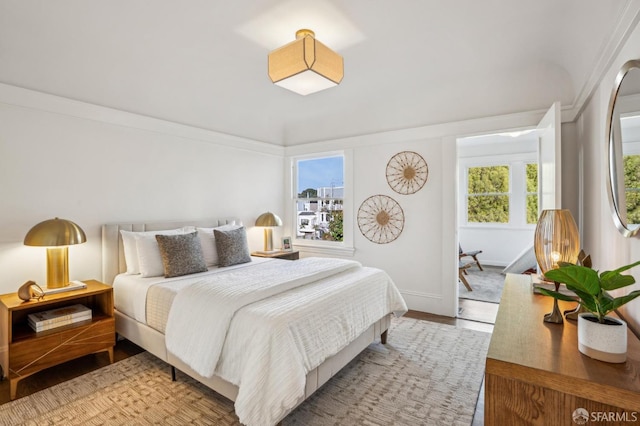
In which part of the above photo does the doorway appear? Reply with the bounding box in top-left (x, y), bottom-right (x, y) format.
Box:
top-left (456, 130), bottom-right (539, 323)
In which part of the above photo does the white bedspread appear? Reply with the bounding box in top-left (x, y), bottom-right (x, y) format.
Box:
top-left (165, 257), bottom-right (361, 378)
top-left (165, 257), bottom-right (407, 426)
top-left (216, 265), bottom-right (407, 426)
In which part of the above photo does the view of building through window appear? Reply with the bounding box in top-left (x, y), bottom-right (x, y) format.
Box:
top-left (296, 155), bottom-right (344, 241)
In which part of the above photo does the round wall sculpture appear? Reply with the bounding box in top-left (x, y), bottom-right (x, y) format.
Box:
top-left (357, 194), bottom-right (405, 244)
top-left (385, 151), bottom-right (429, 195)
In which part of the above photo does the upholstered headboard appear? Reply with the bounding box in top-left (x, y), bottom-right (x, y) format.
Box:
top-left (101, 217), bottom-right (239, 285)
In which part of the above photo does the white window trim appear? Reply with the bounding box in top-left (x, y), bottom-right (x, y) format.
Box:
top-left (290, 149), bottom-right (355, 256)
top-left (459, 152), bottom-right (537, 229)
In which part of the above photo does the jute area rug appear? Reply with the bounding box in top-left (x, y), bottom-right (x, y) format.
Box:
top-left (0, 317), bottom-right (490, 426)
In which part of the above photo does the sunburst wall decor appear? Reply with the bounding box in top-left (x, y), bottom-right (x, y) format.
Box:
top-left (386, 151), bottom-right (428, 195)
top-left (357, 195), bottom-right (405, 244)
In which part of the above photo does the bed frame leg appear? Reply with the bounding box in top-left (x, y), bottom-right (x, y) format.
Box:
top-left (171, 366), bottom-right (176, 382)
top-left (381, 330), bottom-right (388, 344)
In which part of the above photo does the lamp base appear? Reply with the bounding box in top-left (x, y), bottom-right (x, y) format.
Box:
top-left (263, 228), bottom-right (274, 252)
top-left (41, 280), bottom-right (87, 295)
top-left (543, 281), bottom-right (564, 324)
top-left (46, 246), bottom-right (69, 289)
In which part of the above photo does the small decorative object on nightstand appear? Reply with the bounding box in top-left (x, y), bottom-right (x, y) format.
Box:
top-left (251, 250), bottom-right (299, 261)
top-left (282, 236), bottom-right (292, 251)
top-left (17, 280), bottom-right (44, 301)
top-left (0, 280), bottom-right (115, 400)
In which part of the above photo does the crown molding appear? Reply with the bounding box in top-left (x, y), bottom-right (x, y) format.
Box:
top-left (0, 83), bottom-right (284, 157)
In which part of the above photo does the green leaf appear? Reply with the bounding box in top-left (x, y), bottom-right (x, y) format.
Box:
top-left (570, 289), bottom-right (598, 310)
top-left (536, 288), bottom-right (578, 302)
top-left (544, 266), bottom-right (600, 295)
top-left (601, 259), bottom-right (640, 277)
top-left (608, 290), bottom-right (640, 311)
top-left (600, 274), bottom-right (635, 291)
top-left (598, 292), bottom-right (615, 314)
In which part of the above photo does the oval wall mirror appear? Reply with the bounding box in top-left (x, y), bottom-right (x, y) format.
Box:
top-left (606, 59), bottom-right (640, 237)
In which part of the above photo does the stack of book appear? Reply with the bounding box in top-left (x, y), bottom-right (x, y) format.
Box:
top-left (27, 304), bottom-right (92, 332)
top-left (531, 275), bottom-right (578, 298)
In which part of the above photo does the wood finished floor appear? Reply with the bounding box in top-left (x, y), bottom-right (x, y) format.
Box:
top-left (0, 307), bottom-right (495, 424)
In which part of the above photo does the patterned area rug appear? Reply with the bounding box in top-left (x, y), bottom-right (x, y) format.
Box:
top-left (458, 265), bottom-right (505, 304)
top-left (0, 317), bottom-right (490, 426)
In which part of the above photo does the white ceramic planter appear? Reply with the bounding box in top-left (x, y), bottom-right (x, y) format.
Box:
top-left (577, 313), bottom-right (627, 363)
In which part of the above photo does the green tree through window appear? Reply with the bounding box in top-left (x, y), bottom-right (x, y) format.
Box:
top-left (526, 163), bottom-right (539, 224)
top-left (467, 166), bottom-right (509, 223)
top-left (624, 154), bottom-right (640, 224)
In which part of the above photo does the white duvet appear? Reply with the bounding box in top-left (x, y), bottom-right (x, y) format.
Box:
top-left (165, 257), bottom-right (407, 426)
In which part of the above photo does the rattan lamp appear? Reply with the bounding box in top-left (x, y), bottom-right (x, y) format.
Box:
top-left (534, 209), bottom-right (580, 323)
top-left (24, 217), bottom-right (86, 289)
top-left (255, 212), bottom-right (283, 252)
top-left (268, 29), bottom-right (343, 96)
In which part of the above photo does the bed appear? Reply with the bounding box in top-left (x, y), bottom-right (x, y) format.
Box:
top-left (101, 218), bottom-right (407, 426)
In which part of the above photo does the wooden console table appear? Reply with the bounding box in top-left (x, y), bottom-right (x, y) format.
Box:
top-left (485, 274), bottom-right (640, 425)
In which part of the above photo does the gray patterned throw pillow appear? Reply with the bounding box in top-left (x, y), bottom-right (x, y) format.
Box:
top-left (214, 226), bottom-right (251, 267)
top-left (156, 232), bottom-right (208, 278)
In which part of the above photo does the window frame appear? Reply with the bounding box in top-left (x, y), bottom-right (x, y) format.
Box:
top-left (466, 164), bottom-right (511, 224)
top-left (290, 150), bottom-right (354, 256)
top-left (459, 153), bottom-right (537, 230)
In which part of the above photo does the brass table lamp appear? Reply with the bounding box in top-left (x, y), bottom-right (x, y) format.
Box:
top-left (24, 217), bottom-right (86, 289)
top-left (533, 209), bottom-right (580, 323)
top-left (255, 212), bottom-right (282, 252)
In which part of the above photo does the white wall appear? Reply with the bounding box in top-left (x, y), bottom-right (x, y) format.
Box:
top-left (0, 85), bottom-right (284, 295)
top-left (1, 82), bottom-right (586, 320)
top-left (576, 21), bottom-right (640, 334)
top-left (285, 110), bottom-right (554, 316)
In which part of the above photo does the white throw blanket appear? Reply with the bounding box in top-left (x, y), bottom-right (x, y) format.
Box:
top-left (215, 265), bottom-right (407, 426)
top-left (165, 257), bottom-right (361, 378)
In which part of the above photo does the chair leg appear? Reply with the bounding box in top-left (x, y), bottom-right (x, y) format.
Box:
top-left (459, 272), bottom-right (472, 291)
top-left (473, 255), bottom-right (484, 271)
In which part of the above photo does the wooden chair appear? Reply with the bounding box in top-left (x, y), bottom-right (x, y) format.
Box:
top-left (459, 244), bottom-right (483, 271)
top-left (459, 261), bottom-right (473, 291)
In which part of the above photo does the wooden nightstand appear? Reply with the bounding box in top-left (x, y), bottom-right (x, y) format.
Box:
top-left (0, 280), bottom-right (115, 400)
top-left (251, 250), bottom-right (300, 260)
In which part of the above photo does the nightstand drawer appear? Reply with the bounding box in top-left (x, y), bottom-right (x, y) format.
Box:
top-left (9, 318), bottom-right (115, 377)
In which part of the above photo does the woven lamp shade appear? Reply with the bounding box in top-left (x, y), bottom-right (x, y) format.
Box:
top-left (534, 209), bottom-right (580, 276)
top-left (268, 29), bottom-right (343, 96)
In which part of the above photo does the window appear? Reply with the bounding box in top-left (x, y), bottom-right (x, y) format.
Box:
top-left (526, 163), bottom-right (538, 224)
top-left (295, 155), bottom-right (344, 242)
top-left (624, 154), bottom-right (640, 224)
top-left (467, 165), bottom-right (510, 223)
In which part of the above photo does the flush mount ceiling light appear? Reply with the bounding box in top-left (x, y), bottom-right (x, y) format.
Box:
top-left (268, 29), bottom-right (343, 96)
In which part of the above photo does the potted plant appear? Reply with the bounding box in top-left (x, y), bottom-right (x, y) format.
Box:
top-left (538, 260), bottom-right (640, 363)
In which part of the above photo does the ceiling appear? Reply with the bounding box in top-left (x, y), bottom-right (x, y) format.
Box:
top-left (1, 0), bottom-right (639, 146)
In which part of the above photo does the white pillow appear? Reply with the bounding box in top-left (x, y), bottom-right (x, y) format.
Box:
top-left (120, 227), bottom-right (194, 274)
top-left (197, 223), bottom-right (238, 266)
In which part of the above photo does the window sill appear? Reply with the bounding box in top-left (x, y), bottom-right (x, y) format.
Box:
top-left (460, 224), bottom-right (536, 231)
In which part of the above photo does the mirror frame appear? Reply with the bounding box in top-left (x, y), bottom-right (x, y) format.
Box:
top-left (606, 59), bottom-right (640, 238)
